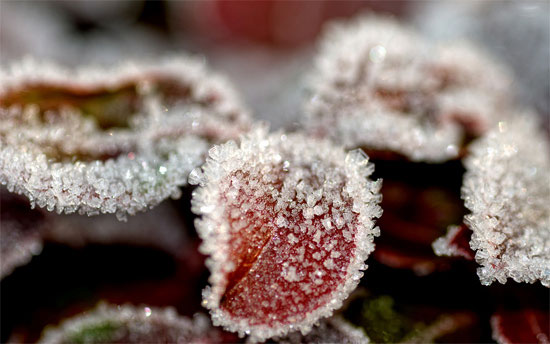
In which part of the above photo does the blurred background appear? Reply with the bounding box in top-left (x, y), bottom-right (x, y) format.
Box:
top-left (1, 2), bottom-right (549, 342)
top-left (1, 0), bottom-right (549, 131)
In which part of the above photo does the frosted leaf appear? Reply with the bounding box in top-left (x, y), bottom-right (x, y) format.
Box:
top-left (191, 127), bottom-right (382, 341)
top-left (0, 189), bottom-right (46, 278)
top-left (491, 309), bottom-right (549, 344)
top-left (278, 317), bottom-right (370, 344)
top-left (303, 14), bottom-right (513, 162)
top-left (0, 57), bottom-right (251, 218)
top-left (462, 114), bottom-right (550, 287)
top-left (432, 224), bottom-right (474, 260)
top-left (38, 303), bottom-right (221, 343)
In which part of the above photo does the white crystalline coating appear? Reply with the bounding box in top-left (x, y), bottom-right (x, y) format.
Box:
top-left (303, 14), bottom-right (513, 162)
top-left (0, 57), bottom-right (251, 219)
top-left (432, 225), bottom-right (472, 260)
top-left (462, 114), bottom-right (550, 287)
top-left (191, 127), bottom-right (382, 341)
top-left (0, 133), bottom-right (207, 220)
top-left (278, 316), bottom-right (370, 344)
top-left (38, 303), bottom-right (220, 344)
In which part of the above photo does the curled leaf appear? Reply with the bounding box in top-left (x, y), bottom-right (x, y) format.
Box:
top-left (463, 114), bottom-right (550, 286)
top-left (38, 303), bottom-right (221, 343)
top-left (303, 14), bottom-right (512, 162)
top-left (191, 127), bottom-right (382, 341)
top-left (0, 57), bottom-right (251, 219)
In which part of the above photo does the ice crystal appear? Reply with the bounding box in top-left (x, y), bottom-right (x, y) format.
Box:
top-left (190, 127), bottom-right (382, 341)
top-left (462, 114), bottom-right (550, 287)
top-left (0, 189), bottom-right (46, 278)
top-left (432, 224), bottom-right (474, 260)
top-left (0, 57), bottom-right (251, 219)
top-left (38, 303), bottom-right (220, 343)
top-left (303, 14), bottom-right (512, 162)
top-left (278, 317), bottom-right (369, 344)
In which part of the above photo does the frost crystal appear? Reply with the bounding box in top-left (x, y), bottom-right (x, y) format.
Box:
top-left (278, 317), bottom-right (370, 344)
top-left (191, 127), bottom-right (382, 341)
top-left (303, 14), bottom-right (512, 162)
top-left (0, 57), bottom-right (251, 219)
top-left (432, 224), bottom-right (474, 260)
top-left (38, 303), bottom-right (220, 343)
top-left (462, 114), bottom-right (550, 287)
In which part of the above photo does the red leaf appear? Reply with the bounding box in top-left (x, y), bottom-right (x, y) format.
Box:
top-left (191, 128), bottom-right (382, 341)
top-left (491, 309), bottom-right (550, 344)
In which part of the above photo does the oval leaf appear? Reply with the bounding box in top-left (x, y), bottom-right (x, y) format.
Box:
top-left (191, 128), bottom-right (382, 341)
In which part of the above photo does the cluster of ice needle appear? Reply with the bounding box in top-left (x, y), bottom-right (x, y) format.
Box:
top-left (190, 127), bottom-right (382, 341)
top-left (39, 303), bottom-right (220, 343)
top-left (0, 57), bottom-right (251, 220)
top-left (462, 114), bottom-right (550, 287)
top-left (303, 14), bottom-right (512, 162)
top-left (2, 10), bottom-right (549, 344)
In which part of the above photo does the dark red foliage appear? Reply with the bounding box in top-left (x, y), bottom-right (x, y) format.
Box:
top-left (492, 309), bottom-right (550, 344)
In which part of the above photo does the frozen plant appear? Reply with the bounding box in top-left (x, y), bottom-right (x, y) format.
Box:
top-left (462, 114), bottom-right (550, 287)
top-left (38, 303), bottom-right (221, 343)
top-left (190, 127), bottom-right (382, 341)
top-left (0, 57), bottom-right (251, 220)
top-left (303, 14), bottom-right (513, 162)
